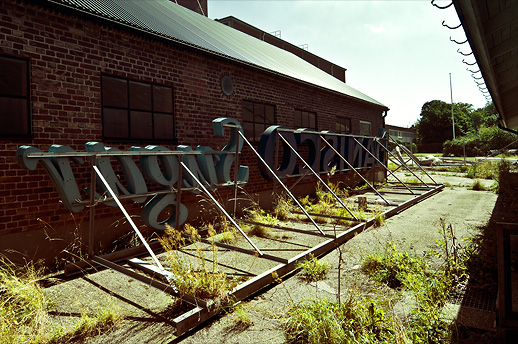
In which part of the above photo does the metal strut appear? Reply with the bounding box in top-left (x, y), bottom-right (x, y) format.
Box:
top-left (237, 130), bottom-right (327, 236)
top-left (319, 135), bottom-right (392, 206)
top-left (179, 161), bottom-right (263, 256)
top-left (277, 133), bottom-right (358, 220)
top-left (389, 137), bottom-right (438, 185)
top-left (352, 137), bottom-right (415, 195)
top-left (375, 139), bottom-right (430, 187)
top-left (91, 165), bottom-right (179, 292)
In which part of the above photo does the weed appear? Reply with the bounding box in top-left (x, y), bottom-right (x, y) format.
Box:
top-left (0, 257), bottom-right (123, 344)
top-left (361, 242), bottom-right (428, 289)
top-left (208, 219), bottom-right (238, 244)
top-left (466, 161), bottom-right (497, 179)
top-left (429, 219), bottom-right (470, 285)
top-left (469, 179), bottom-right (487, 190)
top-left (245, 208), bottom-right (279, 238)
top-left (285, 297), bottom-right (397, 344)
top-left (160, 224), bottom-right (242, 300)
top-left (297, 254), bottom-right (330, 282)
top-left (232, 303), bottom-right (253, 328)
top-left (0, 258), bottom-right (52, 343)
top-left (50, 302), bottom-right (123, 343)
top-left (495, 159), bottom-right (518, 194)
top-left (373, 211), bottom-right (385, 227)
top-left (274, 196), bottom-right (295, 221)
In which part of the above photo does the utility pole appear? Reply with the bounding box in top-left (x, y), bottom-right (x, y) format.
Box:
top-left (450, 73), bottom-right (455, 140)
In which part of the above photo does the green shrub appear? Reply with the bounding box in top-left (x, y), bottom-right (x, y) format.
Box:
top-left (443, 125), bottom-right (517, 157)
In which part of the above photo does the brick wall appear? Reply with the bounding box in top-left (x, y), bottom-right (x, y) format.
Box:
top-left (0, 1), bottom-right (385, 256)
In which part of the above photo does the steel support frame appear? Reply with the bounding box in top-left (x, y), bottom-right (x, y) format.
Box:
top-left (32, 127), bottom-right (447, 337)
top-left (172, 183), bottom-right (445, 335)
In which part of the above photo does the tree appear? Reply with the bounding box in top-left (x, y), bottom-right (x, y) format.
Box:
top-left (415, 100), bottom-right (474, 145)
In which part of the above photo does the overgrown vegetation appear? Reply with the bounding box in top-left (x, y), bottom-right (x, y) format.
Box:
top-left (443, 125), bottom-right (518, 157)
top-left (245, 207), bottom-right (280, 238)
top-left (159, 224), bottom-right (244, 300)
top-left (0, 257), bottom-right (122, 344)
top-left (286, 220), bottom-right (480, 344)
top-left (296, 254), bottom-right (330, 282)
top-left (286, 297), bottom-right (398, 344)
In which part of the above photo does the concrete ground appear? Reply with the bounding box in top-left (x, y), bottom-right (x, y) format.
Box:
top-left (42, 171), bottom-right (502, 343)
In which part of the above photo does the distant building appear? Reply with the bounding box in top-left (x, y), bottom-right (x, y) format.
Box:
top-left (385, 124), bottom-right (416, 149)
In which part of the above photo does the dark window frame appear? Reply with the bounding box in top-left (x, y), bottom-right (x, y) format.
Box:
top-left (101, 74), bottom-right (176, 142)
top-left (242, 100), bottom-right (276, 143)
top-left (335, 116), bottom-right (351, 133)
top-left (294, 109), bottom-right (317, 130)
top-left (0, 55), bottom-right (31, 138)
top-left (359, 120), bottom-right (372, 136)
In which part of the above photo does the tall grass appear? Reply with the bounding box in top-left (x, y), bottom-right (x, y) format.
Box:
top-left (0, 257), bottom-right (123, 344)
top-left (286, 221), bottom-right (478, 344)
top-left (159, 224), bottom-right (243, 300)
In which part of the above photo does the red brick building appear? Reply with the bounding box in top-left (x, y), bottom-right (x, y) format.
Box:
top-left (0, 0), bottom-right (388, 264)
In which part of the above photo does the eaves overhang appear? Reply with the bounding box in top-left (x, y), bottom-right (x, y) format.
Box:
top-left (452, 0), bottom-right (518, 130)
top-left (41, 0), bottom-right (388, 111)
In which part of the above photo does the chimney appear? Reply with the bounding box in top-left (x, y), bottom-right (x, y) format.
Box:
top-left (173, 0), bottom-right (208, 16)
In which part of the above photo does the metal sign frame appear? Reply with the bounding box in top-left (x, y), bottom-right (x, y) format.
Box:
top-left (20, 125), bottom-right (445, 337)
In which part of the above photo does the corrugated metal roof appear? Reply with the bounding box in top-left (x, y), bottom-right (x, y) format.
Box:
top-left (52, 0), bottom-right (388, 109)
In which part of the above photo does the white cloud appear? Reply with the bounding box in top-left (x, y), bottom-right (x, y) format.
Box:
top-left (365, 23), bottom-right (386, 34)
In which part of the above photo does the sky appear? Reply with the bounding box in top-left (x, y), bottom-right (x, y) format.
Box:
top-left (207, 0), bottom-right (489, 128)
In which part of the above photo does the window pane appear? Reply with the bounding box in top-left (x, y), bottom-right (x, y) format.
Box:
top-left (309, 113), bottom-right (316, 129)
top-left (360, 121), bottom-right (372, 136)
top-left (345, 118), bottom-right (351, 132)
top-left (103, 108), bottom-right (128, 138)
top-left (301, 111), bottom-right (308, 127)
top-left (154, 113), bottom-right (175, 139)
top-left (0, 97), bottom-right (28, 134)
top-left (243, 122), bottom-right (253, 141)
top-left (153, 85), bottom-right (173, 113)
top-left (265, 105), bottom-right (275, 123)
top-left (0, 56), bottom-right (27, 97)
top-left (294, 110), bottom-right (301, 127)
top-left (242, 101), bottom-right (254, 122)
top-left (130, 111), bottom-right (153, 139)
top-left (254, 123), bottom-right (265, 142)
top-left (254, 103), bottom-right (265, 124)
top-left (129, 81), bottom-right (152, 111)
top-left (102, 76), bottom-right (128, 108)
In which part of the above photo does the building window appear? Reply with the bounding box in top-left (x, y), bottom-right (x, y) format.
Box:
top-left (335, 116), bottom-right (351, 133)
top-left (294, 110), bottom-right (316, 130)
top-left (0, 55), bottom-right (30, 137)
top-left (359, 120), bottom-right (372, 136)
top-left (242, 100), bottom-right (275, 142)
top-left (101, 75), bottom-right (175, 141)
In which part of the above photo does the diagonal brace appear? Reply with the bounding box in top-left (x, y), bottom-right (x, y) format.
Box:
top-left (278, 133), bottom-right (358, 220)
top-left (319, 135), bottom-right (392, 206)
